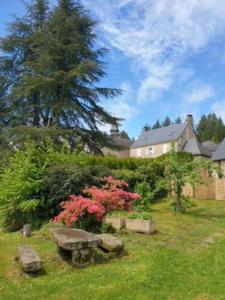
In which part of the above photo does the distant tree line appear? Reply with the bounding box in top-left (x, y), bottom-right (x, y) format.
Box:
top-left (142, 113), bottom-right (225, 144)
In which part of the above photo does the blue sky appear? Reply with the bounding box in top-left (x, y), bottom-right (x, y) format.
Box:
top-left (1, 1), bottom-right (225, 138)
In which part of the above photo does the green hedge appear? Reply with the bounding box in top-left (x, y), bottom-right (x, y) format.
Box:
top-left (0, 141), bottom-right (193, 231)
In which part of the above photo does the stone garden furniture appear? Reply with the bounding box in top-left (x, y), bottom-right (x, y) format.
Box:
top-left (105, 216), bottom-right (125, 230)
top-left (51, 228), bottom-right (101, 268)
top-left (125, 219), bottom-right (156, 234)
top-left (98, 234), bottom-right (124, 258)
top-left (18, 245), bottom-right (42, 273)
top-left (21, 224), bottom-right (32, 238)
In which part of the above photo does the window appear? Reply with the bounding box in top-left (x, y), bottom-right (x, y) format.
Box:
top-left (147, 146), bottom-right (154, 156)
top-left (162, 143), bottom-right (169, 154)
top-left (137, 149), bottom-right (141, 157)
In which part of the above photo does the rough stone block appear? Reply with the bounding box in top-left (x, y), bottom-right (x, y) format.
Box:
top-left (125, 218), bottom-right (156, 234)
top-left (18, 245), bottom-right (42, 273)
top-left (105, 216), bottom-right (125, 230)
top-left (98, 234), bottom-right (124, 252)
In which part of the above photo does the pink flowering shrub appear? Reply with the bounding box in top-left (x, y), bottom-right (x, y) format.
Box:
top-left (84, 176), bottom-right (140, 212)
top-left (54, 176), bottom-right (140, 230)
top-left (54, 195), bottom-right (105, 230)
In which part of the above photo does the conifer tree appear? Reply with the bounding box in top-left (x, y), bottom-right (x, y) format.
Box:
top-left (152, 119), bottom-right (161, 129)
top-left (0, 0), bottom-right (120, 152)
top-left (162, 116), bottom-right (172, 127)
top-left (174, 116), bottom-right (182, 124)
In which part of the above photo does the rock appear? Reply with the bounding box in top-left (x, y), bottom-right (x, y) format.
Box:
top-left (18, 245), bottom-right (42, 273)
top-left (51, 228), bottom-right (101, 267)
top-left (50, 228), bottom-right (101, 250)
top-left (125, 218), bottom-right (156, 234)
top-left (98, 234), bottom-right (124, 252)
top-left (105, 216), bottom-right (125, 231)
top-left (21, 224), bottom-right (32, 238)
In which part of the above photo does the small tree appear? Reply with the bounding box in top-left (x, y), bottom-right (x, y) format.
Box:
top-left (164, 149), bottom-right (210, 213)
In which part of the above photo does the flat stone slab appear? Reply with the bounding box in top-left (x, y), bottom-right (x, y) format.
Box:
top-left (50, 228), bottom-right (101, 250)
top-left (18, 245), bottom-right (42, 273)
top-left (98, 234), bottom-right (124, 252)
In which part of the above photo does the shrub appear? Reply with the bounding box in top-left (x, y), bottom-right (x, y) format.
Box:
top-left (134, 182), bottom-right (153, 211)
top-left (84, 176), bottom-right (140, 212)
top-left (42, 163), bottom-right (111, 216)
top-left (54, 195), bottom-right (105, 231)
top-left (55, 177), bottom-right (140, 230)
top-left (0, 142), bottom-right (51, 230)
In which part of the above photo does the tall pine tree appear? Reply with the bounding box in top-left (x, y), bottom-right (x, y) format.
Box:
top-left (0, 0), bottom-right (120, 152)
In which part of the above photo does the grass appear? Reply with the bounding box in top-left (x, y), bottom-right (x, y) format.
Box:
top-left (1, 200), bottom-right (225, 299)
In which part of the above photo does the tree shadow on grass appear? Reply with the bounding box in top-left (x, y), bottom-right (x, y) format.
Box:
top-left (186, 207), bottom-right (225, 222)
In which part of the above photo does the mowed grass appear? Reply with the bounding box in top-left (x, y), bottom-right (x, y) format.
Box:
top-left (1, 200), bottom-right (225, 300)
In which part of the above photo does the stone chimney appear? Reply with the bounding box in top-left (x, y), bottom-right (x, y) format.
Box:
top-left (186, 114), bottom-right (193, 125)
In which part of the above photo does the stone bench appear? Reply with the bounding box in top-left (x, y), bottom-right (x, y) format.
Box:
top-left (18, 245), bottom-right (42, 273)
top-left (98, 234), bottom-right (124, 258)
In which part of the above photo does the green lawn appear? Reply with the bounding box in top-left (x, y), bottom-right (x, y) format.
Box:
top-left (1, 200), bottom-right (225, 300)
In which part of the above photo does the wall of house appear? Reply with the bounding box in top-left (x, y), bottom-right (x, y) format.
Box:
top-left (177, 122), bottom-right (196, 151)
top-left (102, 147), bottom-right (130, 158)
top-left (130, 142), bottom-right (174, 158)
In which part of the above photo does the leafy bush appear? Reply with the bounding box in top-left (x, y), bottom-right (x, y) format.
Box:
top-left (0, 142), bottom-right (52, 230)
top-left (84, 176), bottom-right (140, 212)
top-left (55, 177), bottom-right (141, 230)
top-left (54, 195), bottom-right (105, 231)
top-left (134, 182), bottom-right (153, 211)
top-left (43, 163), bottom-right (111, 216)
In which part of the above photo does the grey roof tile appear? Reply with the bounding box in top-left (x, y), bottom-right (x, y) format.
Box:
top-left (202, 141), bottom-right (218, 154)
top-left (183, 139), bottom-right (211, 157)
top-left (131, 122), bottom-right (188, 148)
top-left (212, 138), bottom-right (225, 161)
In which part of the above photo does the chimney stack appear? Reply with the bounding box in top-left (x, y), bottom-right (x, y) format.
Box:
top-left (186, 114), bottom-right (193, 124)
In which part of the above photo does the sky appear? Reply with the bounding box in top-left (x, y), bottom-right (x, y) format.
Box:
top-left (1, 0), bottom-right (225, 137)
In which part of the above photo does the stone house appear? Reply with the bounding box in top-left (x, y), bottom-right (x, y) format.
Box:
top-left (212, 138), bottom-right (225, 176)
top-left (101, 125), bottom-right (133, 158)
top-left (130, 115), bottom-right (211, 159)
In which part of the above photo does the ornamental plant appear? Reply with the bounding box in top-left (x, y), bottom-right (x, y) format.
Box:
top-left (84, 176), bottom-right (140, 212)
top-left (54, 195), bottom-right (105, 231)
top-left (55, 176), bottom-right (140, 230)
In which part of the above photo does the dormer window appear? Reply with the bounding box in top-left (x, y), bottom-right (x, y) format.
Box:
top-left (147, 146), bottom-right (154, 156)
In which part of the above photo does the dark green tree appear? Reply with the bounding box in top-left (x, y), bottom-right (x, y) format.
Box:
top-left (0, 0), bottom-right (120, 152)
top-left (196, 113), bottom-right (225, 143)
top-left (162, 116), bottom-right (172, 127)
top-left (174, 116), bottom-right (182, 124)
top-left (152, 119), bottom-right (161, 129)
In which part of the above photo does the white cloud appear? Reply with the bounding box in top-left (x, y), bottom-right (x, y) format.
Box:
top-left (184, 85), bottom-right (215, 104)
top-left (212, 100), bottom-right (225, 122)
top-left (82, 0), bottom-right (225, 102)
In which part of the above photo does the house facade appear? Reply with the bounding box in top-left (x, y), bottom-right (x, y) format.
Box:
top-left (130, 115), bottom-right (211, 159)
top-left (101, 124), bottom-right (133, 158)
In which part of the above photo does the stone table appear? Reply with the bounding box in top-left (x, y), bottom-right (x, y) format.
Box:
top-left (50, 228), bottom-right (101, 267)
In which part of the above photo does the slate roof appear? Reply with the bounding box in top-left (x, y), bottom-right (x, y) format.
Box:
top-left (182, 139), bottom-right (211, 157)
top-left (202, 141), bottom-right (218, 154)
top-left (131, 122), bottom-right (188, 149)
top-left (212, 138), bottom-right (225, 161)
